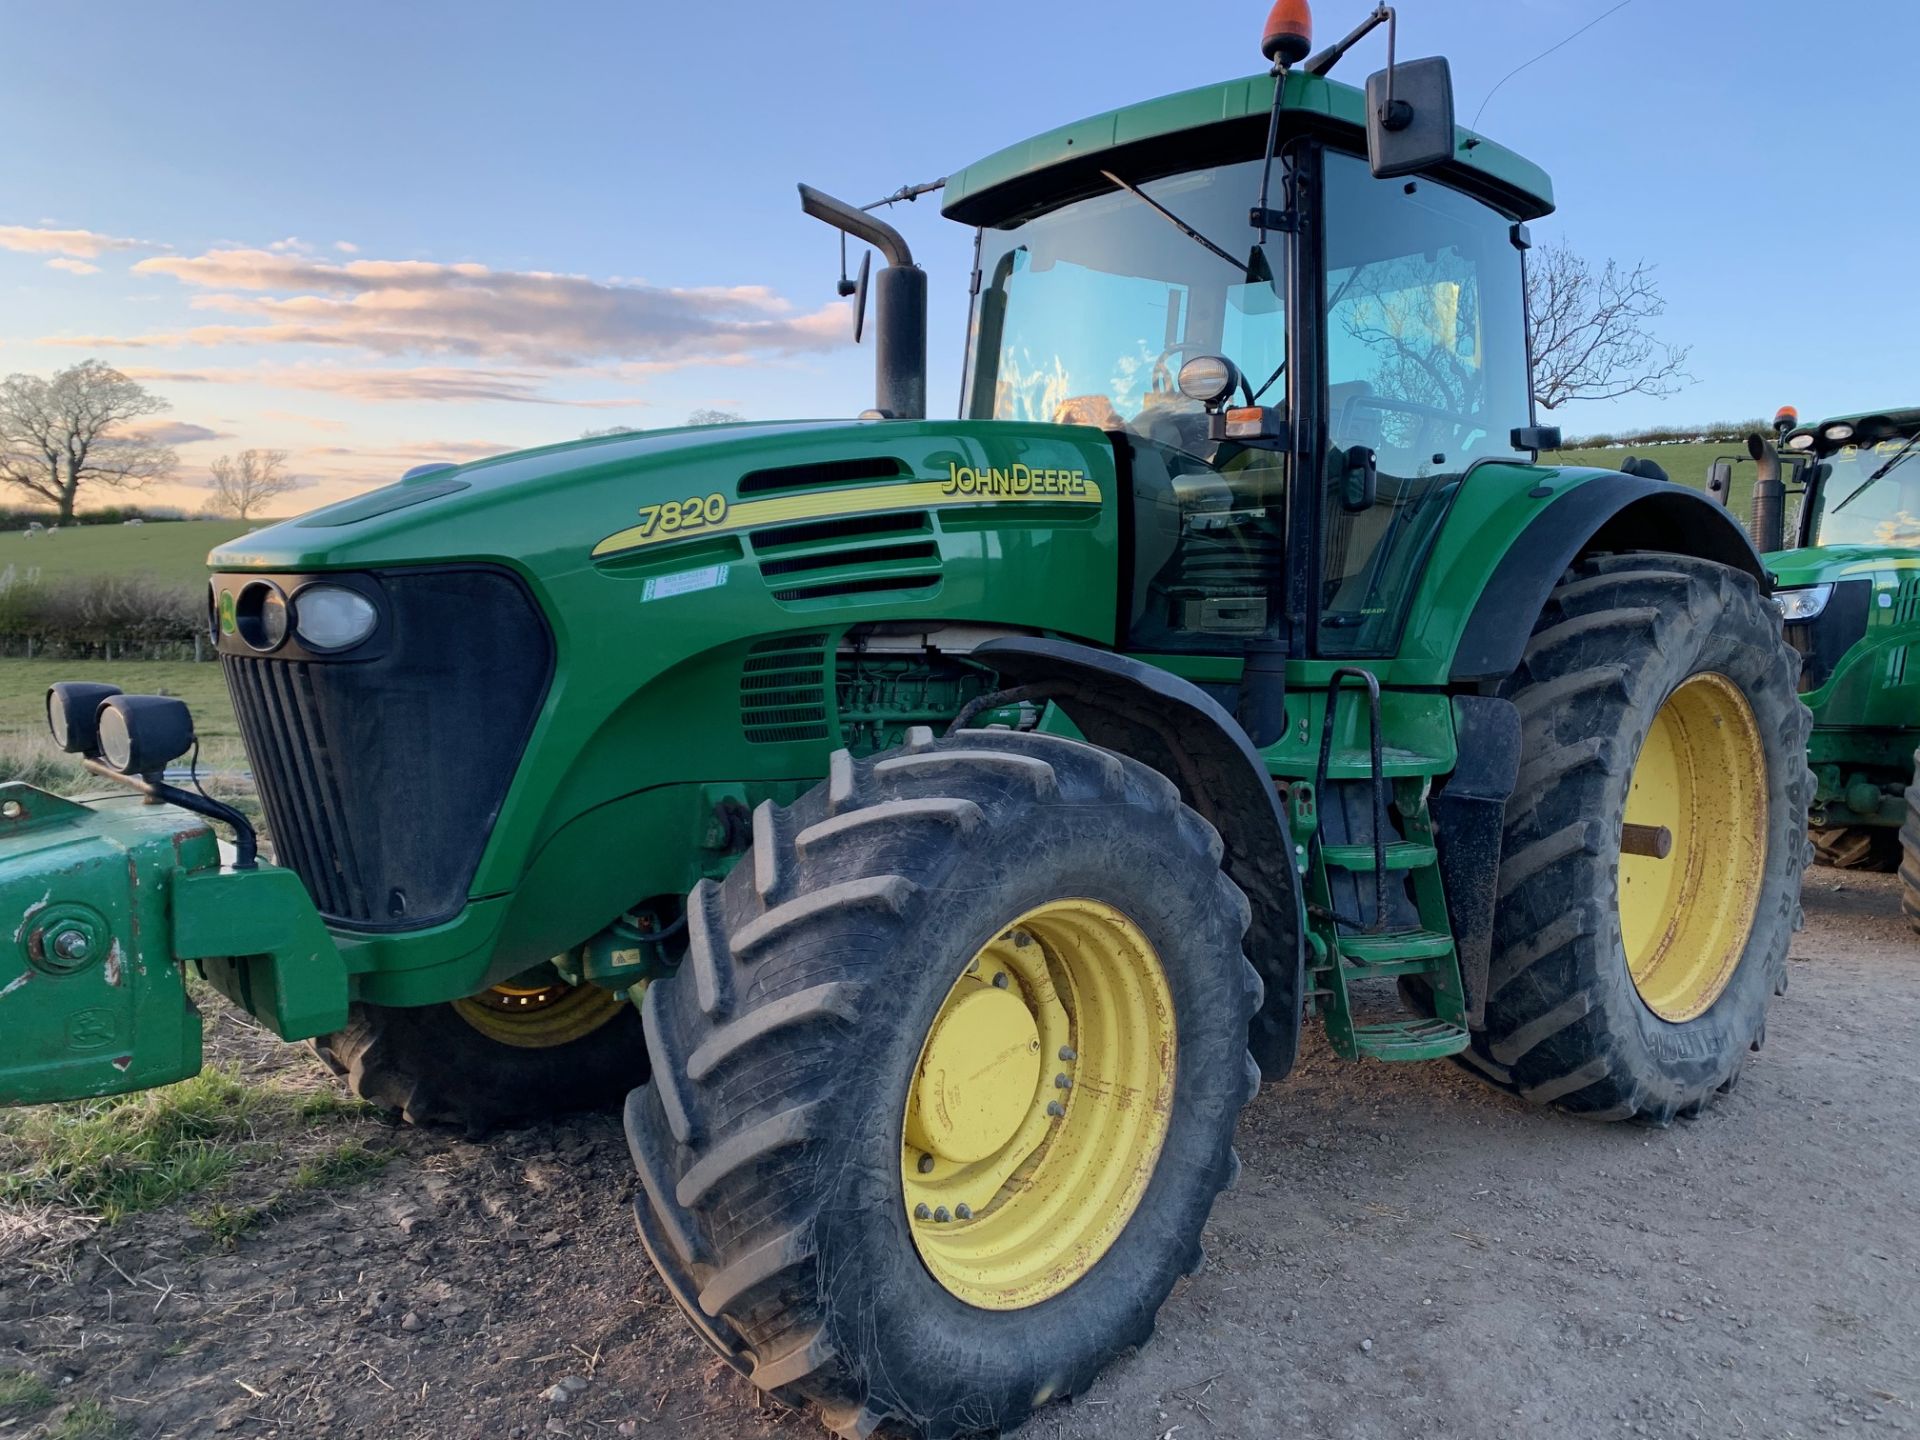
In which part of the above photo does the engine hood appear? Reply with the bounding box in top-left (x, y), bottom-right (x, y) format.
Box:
top-left (1766, 544), bottom-right (1920, 587)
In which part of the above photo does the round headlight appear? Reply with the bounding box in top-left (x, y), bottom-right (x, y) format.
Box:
top-left (234, 581), bottom-right (289, 652)
top-left (46, 681), bottom-right (123, 755)
top-left (95, 694), bottom-right (195, 776)
top-left (1823, 422), bottom-right (1855, 443)
top-left (1785, 432), bottom-right (1815, 451)
top-left (1176, 354), bottom-right (1241, 407)
top-left (292, 584), bottom-right (378, 652)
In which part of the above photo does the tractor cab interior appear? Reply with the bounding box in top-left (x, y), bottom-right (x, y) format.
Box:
top-left (964, 142), bottom-right (1535, 659)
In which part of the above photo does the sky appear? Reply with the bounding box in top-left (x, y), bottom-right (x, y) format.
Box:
top-left (3, 0), bottom-right (1917, 513)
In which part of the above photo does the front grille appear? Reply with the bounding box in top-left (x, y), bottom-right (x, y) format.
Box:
top-left (222, 567), bottom-right (552, 930)
top-left (1783, 578), bottom-right (1871, 694)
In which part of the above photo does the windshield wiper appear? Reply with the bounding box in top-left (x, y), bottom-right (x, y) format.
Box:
top-left (1833, 431), bottom-right (1920, 514)
top-left (1100, 170), bottom-right (1249, 278)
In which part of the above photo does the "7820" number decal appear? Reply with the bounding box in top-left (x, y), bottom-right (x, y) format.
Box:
top-left (633, 492), bottom-right (728, 539)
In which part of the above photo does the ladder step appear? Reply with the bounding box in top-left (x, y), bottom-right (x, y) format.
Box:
top-left (1352, 1017), bottom-right (1471, 1061)
top-left (1318, 747), bottom-right (1448, 781)
top-left (1321, 840), bottom-right (1437, 872)
top-left (1338, 928), bottom-right (1454, 964)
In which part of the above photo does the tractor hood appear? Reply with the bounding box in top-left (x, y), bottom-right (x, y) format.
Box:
top-left (209, 420), bottom-right (866, 573)
top-left (1765, 544), bottom-right (1920, 587)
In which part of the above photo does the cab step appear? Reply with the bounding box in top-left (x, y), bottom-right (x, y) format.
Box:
top-left (1321, 840), bottom-right (1437, 872)
top-left (1337, 928), bottom-right (1454, 964)
top-left (1352, 1017), bottom-right (1471, 1061)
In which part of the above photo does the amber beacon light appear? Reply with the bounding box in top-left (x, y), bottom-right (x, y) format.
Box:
top-left (1262, 0), bottom-right (1313, 65)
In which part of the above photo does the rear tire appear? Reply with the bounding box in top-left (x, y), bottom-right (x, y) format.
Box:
top-left (1899, 749), bottom-right (1920, 935)
top-left (1465, 555), bottom-right (1811, 1122)
top-left (312, 985), bottom-right (644, 1132)
top-left (626, 728), bottom-right (1261, 1439)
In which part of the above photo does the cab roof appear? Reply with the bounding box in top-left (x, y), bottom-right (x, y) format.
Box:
top-left (942, 70), bottom-right (1554, 229)
top-left (1785, 407), bottom-right (1920, 454)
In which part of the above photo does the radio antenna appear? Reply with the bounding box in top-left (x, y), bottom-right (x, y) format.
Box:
top-left (1469, 0), bottom-right (1632, 132)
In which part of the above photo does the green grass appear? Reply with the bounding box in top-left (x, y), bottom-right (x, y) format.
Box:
top-left (1544, 440), bottom-right (1757, 512)
top-left (0, 1067), bottom-right (266, 1222)
top-left (0, 1371), bottom-right (55, 1416)
top-left (49, 1398), bottom-right (126, 1440)
top-left (191, 1201), bottom-right (266, 1247)
top-left (0, 520), bottom-right (252, 588)
top-left (293, 1138), bottom-right (392, 1191)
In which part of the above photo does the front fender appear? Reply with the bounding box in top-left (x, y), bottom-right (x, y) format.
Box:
top-left (973, 637), bottom-right (1307, 1079)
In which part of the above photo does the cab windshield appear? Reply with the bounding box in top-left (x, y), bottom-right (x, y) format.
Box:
top-left (964, 157), bottom-right (1285, 453)
top-left (1805, 436), bottom-right (1920, 547)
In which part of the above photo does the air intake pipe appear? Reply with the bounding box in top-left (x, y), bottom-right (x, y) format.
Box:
top-left (798, 185), bottom-right (927, 421)
top-left (1747, 432), bottom-right (1785, 555)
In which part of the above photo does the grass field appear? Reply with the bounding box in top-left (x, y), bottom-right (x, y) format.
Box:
top-left (1544, 440), bottom-right (1758, 512)
top-left (0, 519), bottom-right (254, 587)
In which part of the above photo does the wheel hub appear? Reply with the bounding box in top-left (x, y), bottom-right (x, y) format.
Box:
top-left (904, 983), bottom-right (1041, 1164)
top-left (1619, 671), bottom-right (1768, 1022)
top-left (901, 899), bottom-right (1176, 1311)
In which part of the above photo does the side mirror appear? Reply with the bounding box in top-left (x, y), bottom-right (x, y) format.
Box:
top-left (1365, 56), bottom-right (1455, 180)
top-left (851, 250), bottom-right (872, 345)
top-left (1341, 445), bottom-right (1379, 512)
top-left (1706, 459), bottom-right (1734, 507)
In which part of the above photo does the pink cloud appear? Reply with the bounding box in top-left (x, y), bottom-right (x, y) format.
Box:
top-left (45, 257), bottom-right (100, 275)
top-left (0, 224), bottom-right (163, 258)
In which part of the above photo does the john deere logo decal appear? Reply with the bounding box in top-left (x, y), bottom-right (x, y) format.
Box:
top-left (592, 463), bottom-right (1102, 560)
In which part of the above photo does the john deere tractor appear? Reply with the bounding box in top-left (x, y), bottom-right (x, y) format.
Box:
top-left (1733, 407), bottom-right (1920, 919)
top-left (2, 5), bottom-right (1811, 1435)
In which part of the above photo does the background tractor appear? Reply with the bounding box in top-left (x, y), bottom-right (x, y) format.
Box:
top-left (1, 4), bottom-right (1813, 1435)
top-left (1730, 407), bottom-right (1920, 915)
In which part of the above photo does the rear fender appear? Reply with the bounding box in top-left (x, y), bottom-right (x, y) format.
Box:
top-left (974, 637), bottom-right (1306, 1079)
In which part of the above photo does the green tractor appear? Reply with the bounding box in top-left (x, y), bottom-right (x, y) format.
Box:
top-left (2, 6), bottom-right (1812, 1435)
top-left (1735, 407), bottom-right (1920, 918)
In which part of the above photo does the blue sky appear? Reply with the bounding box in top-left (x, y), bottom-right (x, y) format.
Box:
top-left (3, 0), bottom-right (1916, 509)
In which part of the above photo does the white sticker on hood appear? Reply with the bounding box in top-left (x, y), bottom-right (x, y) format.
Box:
top-left (642, 564), bottom-right (730, 602)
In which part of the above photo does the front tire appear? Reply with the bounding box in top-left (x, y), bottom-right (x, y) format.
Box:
top-left (626, 728), bottom-right (1261, 1439)
top-left (1469, 555), bottom-right (1811, 1122)
top-left (312, 980), bottom-right (644, 1131)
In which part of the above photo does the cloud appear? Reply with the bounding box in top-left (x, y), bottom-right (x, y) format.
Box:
top-left (118, 362), bottom-right (641, 407)
top-left (45, 257), bottom-right (100, 275)
top-left (91, 247), bottom-right (849, 368)
top-left (120, 418), bottom-right (226, 445)
top-left (0, 224), bottom-right (163, 258)
top-left (333, 241), bottom-right (358, 254)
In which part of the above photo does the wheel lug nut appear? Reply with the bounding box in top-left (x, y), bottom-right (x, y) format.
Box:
top-left (992, 972), bottom-right (1010, 989)
top-left (934, 1206), bottom-right (951, 1223)
top-left (1012, 931), bottom-right (1032, 948)
top-left (955, 1204), bottom-right (972, 1221)
top-left (1046, 1100), bottom-right (1065, 1118)
top-left (1054, 1073), bottom-right (1071, 1089)
top-left (917, 1153), bottom-right (935, 1174)
top-left (915, 1203), bottom-right (932, 1220)
top-left (1058, 1046), bottom-right (1077, 1062)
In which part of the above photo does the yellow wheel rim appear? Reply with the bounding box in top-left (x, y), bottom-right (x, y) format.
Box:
top-left (901, 899), bottom-right (1175, 1311)
top-left (1619, 672), bottom-right (1768, 1022)
top-left (451, 977), bottom-right (625, 1049)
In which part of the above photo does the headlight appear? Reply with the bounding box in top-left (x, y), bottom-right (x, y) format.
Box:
top-left (292, 584), bottom-right (379, 652)
top-left (1785, 432), bottom-right (1815, 451)
top-left (46, 681), bottom-right (123, 755)
top-left (234, 580), bottom-right (289, 652)
top-left (1773, 583), bottom-right (1833, 622)
top-left (1823, 422), bottom-right (1855, 443)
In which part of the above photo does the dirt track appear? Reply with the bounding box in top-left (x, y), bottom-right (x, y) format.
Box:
top-left (4, 867), bottom-right (1916, 1439)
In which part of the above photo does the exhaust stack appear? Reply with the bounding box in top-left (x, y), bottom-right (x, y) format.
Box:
top-left (1747, 432), bottom-right (1785, 555)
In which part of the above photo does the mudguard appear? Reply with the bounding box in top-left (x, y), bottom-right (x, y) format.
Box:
top-left (974, 636), bottom-right (1307, 1079)
top-left (1453, 475), bottom-right (1769, 683)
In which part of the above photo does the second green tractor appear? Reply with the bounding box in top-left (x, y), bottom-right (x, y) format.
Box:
top-left (2, 8), bottom-right (1815, 1436)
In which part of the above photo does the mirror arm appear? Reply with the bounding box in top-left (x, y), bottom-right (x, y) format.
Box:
top-left (1305, 3), bottom-right (1394, 78)
top-left (798, 185), bottom-right (913, 268)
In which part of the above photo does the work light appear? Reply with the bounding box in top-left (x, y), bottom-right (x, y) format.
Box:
top-left (1772, 584), bottom-right (1832, 622)
top-left (1177, 355), bottom-right (1242, 408)
top-left (46, 682), bottom-right (124, 755)
top-left (95, 694), bottom-right (196, 776)
top-left (1822, 423), bottom-right (1855, 444)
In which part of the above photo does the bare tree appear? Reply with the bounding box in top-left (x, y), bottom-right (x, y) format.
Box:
top-left (686, 408), bottom-right (745, 426)
top-left (204, 448), bottom-right (298, 521)
top-left (0, 360), bottom-right (178, 522)
top-left (1527, 242), bottom-right (1691, 411)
